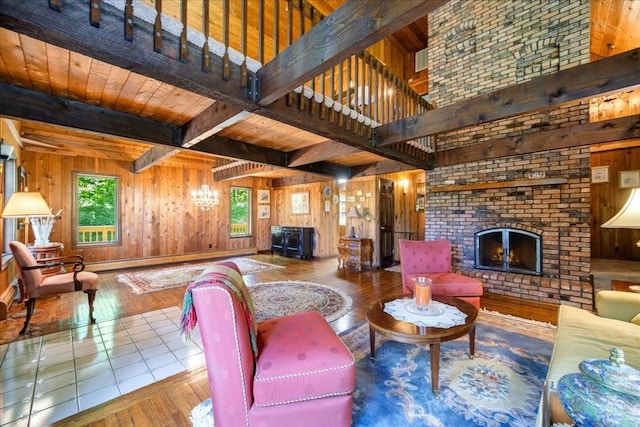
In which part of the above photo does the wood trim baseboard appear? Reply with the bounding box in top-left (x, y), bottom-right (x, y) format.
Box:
top-left (86, 248), bottom-right (259, 272)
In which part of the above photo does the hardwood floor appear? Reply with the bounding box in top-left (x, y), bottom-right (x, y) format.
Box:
top-left (0, 254), bottom-right (560, 426)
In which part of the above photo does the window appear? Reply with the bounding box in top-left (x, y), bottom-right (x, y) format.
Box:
top-left (230, 186), bottom-right (251, 237)
top-left (75, 173), bottom-right (119, 246)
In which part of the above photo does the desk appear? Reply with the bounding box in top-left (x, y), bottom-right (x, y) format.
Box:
top-left (338, 237), bottom-right (373, 270)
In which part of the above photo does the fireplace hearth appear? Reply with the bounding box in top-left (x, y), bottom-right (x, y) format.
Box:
top-left (475, 228), bottom-right (542, 275)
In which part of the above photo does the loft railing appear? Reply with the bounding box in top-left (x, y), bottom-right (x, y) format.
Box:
top-left (75, 1), bottom-right (432, 150)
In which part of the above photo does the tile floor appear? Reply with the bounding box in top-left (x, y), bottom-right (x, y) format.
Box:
top-left (0, 306), bottom-right (204, 426)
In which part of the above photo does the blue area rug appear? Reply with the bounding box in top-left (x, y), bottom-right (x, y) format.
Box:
top-left (351, 314), bottom-right (554, 427)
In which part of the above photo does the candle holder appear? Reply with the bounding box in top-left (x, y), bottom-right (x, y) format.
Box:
top-left (413, 276), bottom-right (432, 312)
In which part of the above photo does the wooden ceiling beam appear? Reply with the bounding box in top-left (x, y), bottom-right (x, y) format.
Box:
top-left (287, 140), bottom-right (361, 167)
top-left (0, 83), bottom-right (180, 145)
top-left (132, 146), bottom-right (180, 173)
top-left (435, 115), bottom-right (640, 167)
top-left (350, 160), bottom-right (417, 177)
top-left (259, 97), bottom-right (432, 169)
top-left (256, 0), bottom-right (448, 106)
top-left (271, 173), bottom-right (336, 188)
top-left (376, 47), bottom-right (640, 146)
top-left (133, 104), bottom-right (250, 174)
top-left (213, 164), bottom-right (284, 181)
top-left (181, 104), bottom-right (248, 148)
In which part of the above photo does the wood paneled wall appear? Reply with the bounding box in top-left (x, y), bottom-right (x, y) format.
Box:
top-left (18, 150), bottom-right (428, 268)
top-left (22, 150), bottom-right (272, 264)
top-left (591, 145), bottom-right (640, 260)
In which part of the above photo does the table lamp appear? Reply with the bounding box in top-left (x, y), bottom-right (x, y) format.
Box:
top-left (1, 191), bottom-right (53, 245)
top-left (601, 188), bottom-right (640, 248)
top-left (347, 206), bottom-right (360, 238)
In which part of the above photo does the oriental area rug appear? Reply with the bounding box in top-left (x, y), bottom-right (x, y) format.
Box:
top-left (116, 257), bottom-right (284, 294)
top-left (190, 311), bottom-right (556, 427)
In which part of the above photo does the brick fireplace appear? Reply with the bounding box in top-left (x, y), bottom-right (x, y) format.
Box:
top-left (425, 146), bottom-right (592, 309)
top-left (424, 0), bottom-right (593, 309)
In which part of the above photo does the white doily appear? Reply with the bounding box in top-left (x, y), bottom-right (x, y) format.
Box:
top-left (383, 299), bottom-right (467, 328)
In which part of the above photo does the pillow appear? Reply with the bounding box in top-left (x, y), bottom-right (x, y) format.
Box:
top-left (631, 313), bottom-right (640, 326)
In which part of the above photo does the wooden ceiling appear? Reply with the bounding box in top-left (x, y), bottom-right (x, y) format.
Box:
top-left (0, 0), bottom-right (638, 183)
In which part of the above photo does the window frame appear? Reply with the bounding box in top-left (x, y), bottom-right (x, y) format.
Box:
top-left (73, 172), bottom-right (121, 247)
top-left (229, 186), bottom-right (252, 238)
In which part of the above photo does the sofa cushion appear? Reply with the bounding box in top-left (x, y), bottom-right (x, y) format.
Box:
top-left (406, 273), bottom-right (483, 297)
top-left (253, 311), bottom-right (355, 407)
top-left (632, 313), bottom-right (640, 326)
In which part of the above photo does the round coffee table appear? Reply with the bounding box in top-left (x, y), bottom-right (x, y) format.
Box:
top-left (367, 295), bottom-right (478, 396)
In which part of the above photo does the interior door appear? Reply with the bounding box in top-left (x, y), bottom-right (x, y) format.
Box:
top-left (378, 178), bottom-right (395, 268)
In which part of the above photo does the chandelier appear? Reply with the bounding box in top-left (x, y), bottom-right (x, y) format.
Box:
top-left (191, 184), bottom-right (219, 211)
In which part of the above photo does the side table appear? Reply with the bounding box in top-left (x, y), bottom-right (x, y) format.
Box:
top-left (28, 242), bottom-right (65, 276)
top-left (338, 237), bottom-right (373, 270)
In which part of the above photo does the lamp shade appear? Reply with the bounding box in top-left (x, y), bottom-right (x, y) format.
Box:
top-left (1, 192), bottom-right (52, 217)
top-left (347, 206), bottom-right (360, 218)
top-left (602, 188), bottom-right (640, 229)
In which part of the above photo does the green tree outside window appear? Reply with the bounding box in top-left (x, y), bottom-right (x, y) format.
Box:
top-left (230, 187), bottom-right (251, 237)
top-left (75, 174), bottom-right (119, 245)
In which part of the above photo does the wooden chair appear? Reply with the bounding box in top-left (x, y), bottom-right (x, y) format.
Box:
top-left (9, 241), bottom-right (99, 335)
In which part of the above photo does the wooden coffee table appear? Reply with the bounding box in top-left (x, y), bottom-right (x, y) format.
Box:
top-left (367, 295), bottom-right (478, 396)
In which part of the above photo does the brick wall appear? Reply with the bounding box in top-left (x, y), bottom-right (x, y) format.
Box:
top-left (427, 0), bottom-right (593, 308)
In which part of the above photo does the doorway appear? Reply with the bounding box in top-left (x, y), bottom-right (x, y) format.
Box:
top-left (378, 178), bottom-right (394, 267)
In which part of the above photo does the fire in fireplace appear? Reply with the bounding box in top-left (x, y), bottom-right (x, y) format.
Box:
top-left (475, 228), bottom-right (542, 275)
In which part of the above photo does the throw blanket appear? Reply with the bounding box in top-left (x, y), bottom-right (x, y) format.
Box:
top-left (180, 262), bottom-right (258, 358)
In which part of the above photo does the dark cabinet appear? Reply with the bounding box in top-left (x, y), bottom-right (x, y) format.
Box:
top-left (271, 226), bottom-right (314, 259)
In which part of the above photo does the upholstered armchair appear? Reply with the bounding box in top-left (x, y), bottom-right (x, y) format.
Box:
top-left (9, 241), bottom-right (99, 335)
top-left (399, 239), bottom-right (483, 309)
top-left (181, 262), bottom-right (355, 427)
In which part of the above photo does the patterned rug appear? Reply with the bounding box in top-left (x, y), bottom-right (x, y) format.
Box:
top-left (116, 258), bottom-right (284, 294)
top-left (249, 281), bottom-right (352, 323)
top-left (348, 310), bottom-right (555, 427)
top-left (190, 310), bottom-right (556, 426)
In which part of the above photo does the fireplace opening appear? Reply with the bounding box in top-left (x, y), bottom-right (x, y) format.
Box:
top-left (475, 228), bottom-right (542, 275)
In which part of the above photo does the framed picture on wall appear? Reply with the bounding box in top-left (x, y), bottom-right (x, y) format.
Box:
top-left (619, 170), bottom-right (640, 188)
top-left (291, 191), bottom-right (310, 215)
top-left (257, 189), bottom-right (270, 204)
top-left (258, 205), bottom-right (270, 219)
top-left (591, 166), bottom-right (609, 183)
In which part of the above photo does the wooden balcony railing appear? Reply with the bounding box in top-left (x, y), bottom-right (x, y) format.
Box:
top-left (92, 0), bottom-right (433, 150)
top-left (77, 225), bottom-right (117, 244)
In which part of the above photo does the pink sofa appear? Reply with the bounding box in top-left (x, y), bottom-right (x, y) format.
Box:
top-left (181, 262), bottom-right (355, 427)
top-left (399, 239), bottom-right (483, 309)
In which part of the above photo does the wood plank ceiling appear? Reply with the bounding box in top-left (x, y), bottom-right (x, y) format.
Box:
top-left (0, 0), bottom-right (638, 182)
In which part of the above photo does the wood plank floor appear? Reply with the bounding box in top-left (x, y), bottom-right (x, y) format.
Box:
top-left (0, 254), bottom-right (560, 426)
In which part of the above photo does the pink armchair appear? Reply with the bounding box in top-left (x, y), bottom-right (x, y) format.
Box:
top-left (181, 262), bottom-right (355, 427)
top-left (399, 239), bottom-right (483, 309)
top-left (9, 241), bottom-right (99, 335)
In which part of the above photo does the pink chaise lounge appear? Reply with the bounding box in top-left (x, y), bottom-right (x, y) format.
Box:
top-left (399, 239), bottom-right (483, 309)
top-left (181, 261), bottom-right (355, 427)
